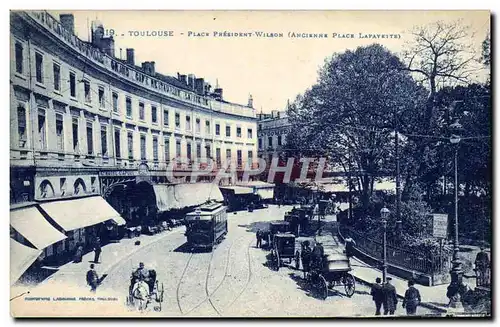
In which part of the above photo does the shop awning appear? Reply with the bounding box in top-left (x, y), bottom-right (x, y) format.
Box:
top-left (112, 216), bottom-right (127, 226)
top-left (40, 196), bottom-right (123, 231)
top-left (10, 206), bottom-right (67, 250)
top-left (256, 188), bottom-right (274, 200)
top-left (154, 183), bottom-right (224, 212)
top-left (219, 186), bottom-right (254, 195)
top-left (374, 179), bottom-right (397, 191)
top-left (10, 239), bottom-right (42, 285)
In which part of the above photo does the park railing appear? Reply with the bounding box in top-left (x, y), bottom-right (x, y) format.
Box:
top-left (340, 225), bottom-right (451, 275)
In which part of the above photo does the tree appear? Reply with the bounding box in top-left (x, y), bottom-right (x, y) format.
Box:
top-left (401, 20), bottom-right (483, 193)
top-left (287, 44), bottom-right (427, 211)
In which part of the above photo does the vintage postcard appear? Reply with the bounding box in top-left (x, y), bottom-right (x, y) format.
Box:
top-left (9, 10), bottom-right (491, 318)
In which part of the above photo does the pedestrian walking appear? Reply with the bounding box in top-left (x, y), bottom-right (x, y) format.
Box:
top-left (93, 237), bottom-right (102, 263)
top-left (370, 277), bottom-right (384, 315)
top-left (475, 246), bottom-right (490, 286)
top-left (86, 263), bottom-right (99, 292)
top-left (344, 236), bottom-right (356, 258)
top-left (383, 277), bottom-right (398, 315)
top-left (256, 229), bottom-right (263, 248)
top-left (402, 280), bottom-right (421, 316)
top-left (301, 241), bottom-right (312, 279)
top-left (73, 243), bottom-right (84, 263)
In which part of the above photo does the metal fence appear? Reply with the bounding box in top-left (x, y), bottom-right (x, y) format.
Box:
top-left (340, 226), bottom-right (451, 275)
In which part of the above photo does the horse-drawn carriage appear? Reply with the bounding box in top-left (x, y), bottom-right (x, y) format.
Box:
top-left (126, 268), bottom-right (165, 312)
top-left (269, 233), bottom-right (301, 271)
top-left (305, 251), bottom-right (356, 299)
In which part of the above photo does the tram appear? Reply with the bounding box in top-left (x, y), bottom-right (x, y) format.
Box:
top-left (184, 201), bottom-right (228, 250)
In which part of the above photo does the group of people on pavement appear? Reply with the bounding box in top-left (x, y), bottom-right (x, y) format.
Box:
top-left (370, 277), bottom-right (422, 316)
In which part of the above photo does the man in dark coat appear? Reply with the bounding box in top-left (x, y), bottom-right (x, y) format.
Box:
top-left (383, 277), bottom-right (398, 315)
top-left (300, 241), bottom-right (312, 278)
top-left (344, 236), bottom-right (356, 258)
top-left (311, 242), bottom-right (325, 270)
top-left (93, 237), bottom-right (102, 263)
top-left (86, 263), bottom-right (99, 292)
top-left (370, 277), bottom-right (384, 315)
top-left (403, 280), bottom-right (421, 315)
top-left (256, 229), bottom-right (263, 248)
top-left (475, 247), bottom-right (490, 286)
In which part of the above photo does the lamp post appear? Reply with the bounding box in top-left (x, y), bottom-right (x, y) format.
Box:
top-left (447, 119), bottom-right (463, 310)
top-left (395, 107), bottom-right (402, 238)
top-left (380, 206), bottom-right (390, 282)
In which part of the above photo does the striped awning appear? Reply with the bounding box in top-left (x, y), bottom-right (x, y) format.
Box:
top-left (10, 206), bottom-right (67, 250)
top-left (10, 239), bottom-right (42, 285)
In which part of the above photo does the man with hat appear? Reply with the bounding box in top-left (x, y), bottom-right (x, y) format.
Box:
top-left (370, 277), bottom-right (384, 315)
top-left (403, 280), bottom-right (421, 315)
top-left (383, 277), bottom-right (398, 315)
top-left (475, 246), bottom-right (490, 286)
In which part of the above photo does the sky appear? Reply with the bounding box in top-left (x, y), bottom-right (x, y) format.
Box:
top-left (50, 10), bottom-right (490, 112)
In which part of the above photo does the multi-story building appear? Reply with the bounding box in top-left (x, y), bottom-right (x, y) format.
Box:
top-left (257, 109), bottom-right (291, 164)
top-left (10, 11), bottom-right (257, 271)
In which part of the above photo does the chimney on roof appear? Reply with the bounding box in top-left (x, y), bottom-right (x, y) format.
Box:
top-left (126, 48), bottom-right (135, 65)
top-left (59, 14), bottom-right (75, 34)
top-left (213, 88), bottom-right (223, 101)
top-left (248, 94), bottom-right (253, 108)
top-left (177, 73), bottom-right (187, 85)
top-left (142, 61), bottom-right (156, 76)
top-left (187, 74), bottom-right (196, 90)
top-left (204, 83), bottom-right (212, 95)
top-left (195, 78), bottom-right (205, 95)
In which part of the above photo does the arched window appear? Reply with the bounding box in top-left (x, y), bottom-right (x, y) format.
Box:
top-left (73, 178), bottom-right (87, 195)
top-left (39, 180), bottom-right (55, 198)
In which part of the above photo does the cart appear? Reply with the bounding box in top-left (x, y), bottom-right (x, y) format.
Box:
top-left (262, 221), bottom-right (290, 248)
top-left (269, 233), bottom-right (301, 271)
top-left (126, 269), bottom-right (165, 312)
top-left (306, 251), bottom-right (356, 299)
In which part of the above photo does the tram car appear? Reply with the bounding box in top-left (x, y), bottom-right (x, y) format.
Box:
top-left (184, 201), bottom-right (228, 250)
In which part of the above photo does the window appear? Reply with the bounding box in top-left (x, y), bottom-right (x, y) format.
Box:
top-left (140, 134), bottom-right (146, 160)
top-left (101, 125), bottom-right (107, 156)
top-left (35, 52), bottom-right (43, 84)
top-left (236, 127), bottom-right (242, 138)
top-left (84, 80), bottom-right (91, 103)
top-left (205, 120), bottom-right (210, 134)
top-left (258, 138), bottom-right (262, 149)
top-left (226, 149), bottom-right (231, 163)
top-left (268, 136), bottom-right (273, 148)
top-left (176, 139), bottom-right (181, 157)
top-left (196, 143), bottom-right (201, 158)
top-left (151, 106), bottom-right (157, 123)
top-left (56, 113), bottom-right (64, 151)
top-left (53, 63), bottom-right (60, 91)
top-left (37, 109), bottom-right (46, 149)
top-left (98, 86), bottom-right (105, 108)
top-left (215, 124), bottom-right (220, 136)
top-left (114, 129), bottom-right (121, 158)
top-left (112, 92), bottom-right (118, 112)
top-left (206, 144), bottom-right (211, 158)
top-left (186, 142), bottom-right (192, 160)
top-left (186, 115), bottom-right (191, 131)
top-left (139, 102), bottom-right (145, 121)
top-left (15, 42), bottom-right (23, 74)
top-left (195, 118), bottom-right (201, 133)
top-left (216, 148), bottom-right (221, 165)
top-left (247, 128), bottom-right (253, 139)
top-left (175, 113), bottom-right (180, 128)
top-left (248, 150), bottom-right (253, 163)
top-left (72, 118), bottom-right (79, 152)
top-left (258, 124), bottom-right (262, 131)
top-left (127, 132), bottom-right (133, 159)
top-left (153, 136), bottom-right (158, 161)
top-left (226, 125), bottom-right (231, 137)
top-left (126, 97), bottom-right (132, 118)
top-left (17, 105), bottom-right (26, 148)
top-left (237, 150), bottom-right (242, 166)
top-left (86, 122), bottom-right (93, 155)
top-left (69, 72), bottom-right (76, 97)
top-left (278, 135), bottom-right (282, 146)
top-left (163, 109), bottom-right (169, 126)
top-left (164, 137), bottom-right (170, 162)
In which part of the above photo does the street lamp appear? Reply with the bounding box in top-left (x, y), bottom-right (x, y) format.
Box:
top-left (380, 206), bottom-right (390, 283)
top-left (447, 119), bottom-right (463, 310)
